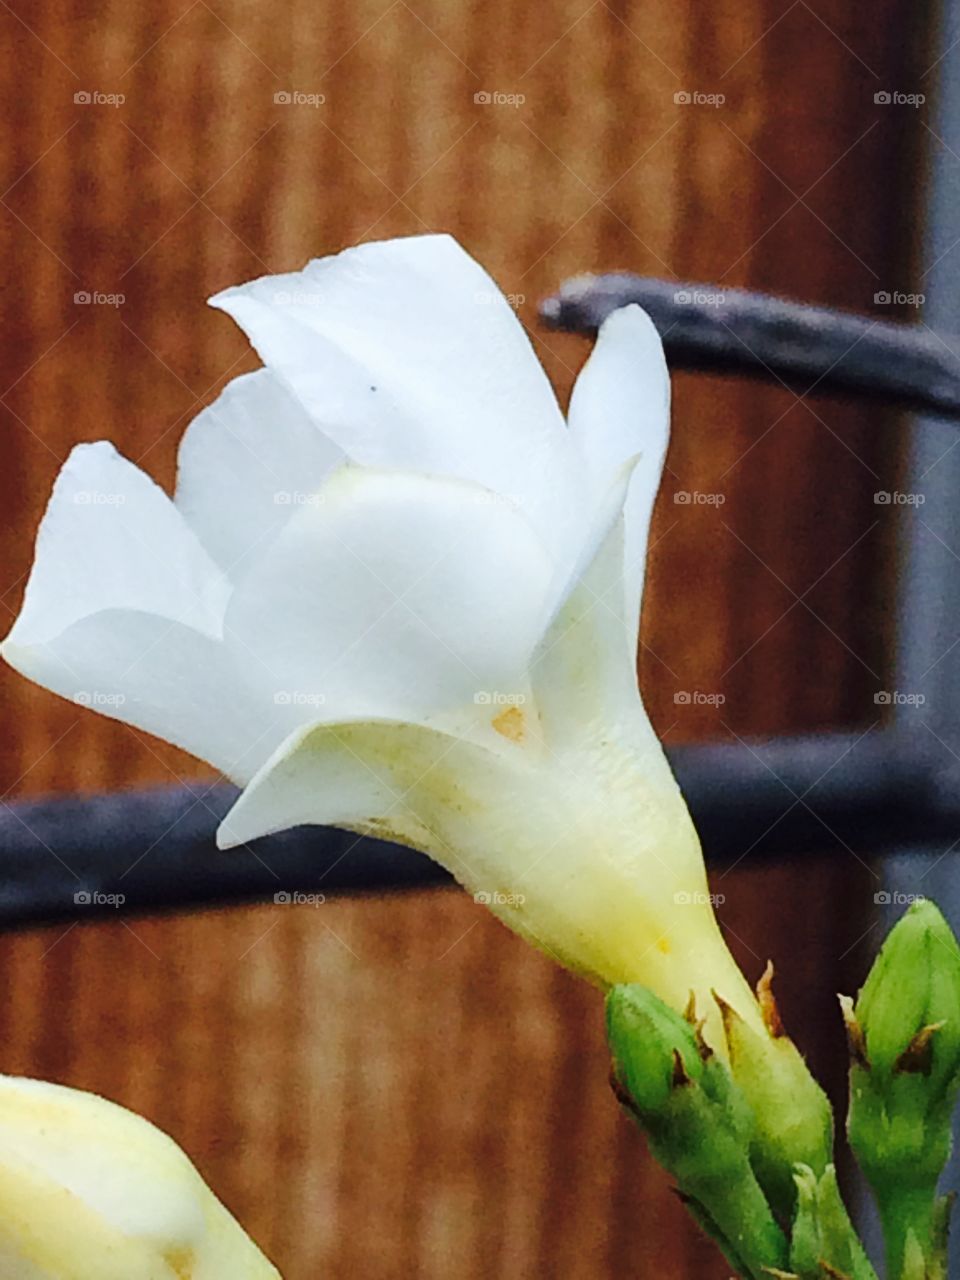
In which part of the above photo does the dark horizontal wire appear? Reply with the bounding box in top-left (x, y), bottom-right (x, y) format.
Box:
top-left (0, 730), bottom-right (953, 929)
top-left (541, 274), bottom-right (960, 418)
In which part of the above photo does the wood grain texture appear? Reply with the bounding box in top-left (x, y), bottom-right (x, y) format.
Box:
top-left (0, 1), bottom-right (927, 1275)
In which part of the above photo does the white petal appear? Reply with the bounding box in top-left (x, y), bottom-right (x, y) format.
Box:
top-left (567, 305), bottom-right (670, 642)
top-left (531, 513), bottom-right (668, 769)
top-left (209, 234), bottom-right (577, 546)
top-left (1, 443), bottom-right (302, 781)
top-left (217, 717), bottom-right (505, 850)
top-left (223, 464), bottom-right (555, 727)
top-left (4, 442), bottom-right (229, 647)
top-left (3, 612), bottom-right (291, 784)
top-left (175, 369), bottom-right (343, 576)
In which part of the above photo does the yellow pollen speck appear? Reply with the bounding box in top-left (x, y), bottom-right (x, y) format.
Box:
top-left (492, 705), bottom-right (525, 742)
top-left (657, 937), bottom-right (671, 955)
top-left (164, 1250), bottom-right (195, 1279)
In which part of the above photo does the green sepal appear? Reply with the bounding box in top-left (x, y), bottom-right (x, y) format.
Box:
top-left (607, 984), bottom-right (789, 1279)
top-left (718, 967), bottom-right (834, 1220)
top-left (786, 1164), bottom-right (878, 1280)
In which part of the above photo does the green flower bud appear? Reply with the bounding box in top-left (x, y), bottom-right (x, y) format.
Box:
top-left (845, 900), bottom-right (960, 1184)
top-left (844, 898), bottom-right (960, 1280)
top-left (856, 899), bottom-right (960, 1094)
top-left (606, 982), bottom-right (706, 1115)
top-left (716, 963), bottom-right (834, 1221)
top-left (607, 985), bottom-right (788, 1278)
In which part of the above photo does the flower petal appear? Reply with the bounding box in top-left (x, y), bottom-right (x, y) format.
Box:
top-left (566, 305), bottom-right (670, 642)
top-left (1, 443), bottom-right (297, 782)
top-left (209, 234), bottom-right (576, 545)
top-left (0, 1074), bottom-right (279, 1277)
top-left (223, 464), bottom-right (554, 727)
top-left (217, 717), bottom-right (505, 851)
top-left (3, 611), bottom-right (290, 784)
top-left (175, 369), bottom-right (343, 576)
top-left (531, 511), bottom-right (668, 765)
top-left (4, 441), bottom-right (229, 647)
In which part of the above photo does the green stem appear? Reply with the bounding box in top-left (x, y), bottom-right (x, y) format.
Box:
top-left (653, 1155), bottom-right (788, 1279)
top-left (875, 1183), bottom-right (941, 1280)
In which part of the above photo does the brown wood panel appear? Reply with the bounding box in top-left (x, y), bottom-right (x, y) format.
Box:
top-left (0, 2), bottom-right (928, 1276)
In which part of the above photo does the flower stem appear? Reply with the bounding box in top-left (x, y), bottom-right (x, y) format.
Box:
top-left (874, 1183), bottom-right (947, 1280)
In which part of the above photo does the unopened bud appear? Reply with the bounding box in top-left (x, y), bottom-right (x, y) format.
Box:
top-left (607, 985), bottom-right (788, 1276)
top-left (855, 899), bottom-right (960, 1094)
top-left (716, 963), bottom-right (834, 1220)
top-left (844, 899), bottom-right (960, 1278)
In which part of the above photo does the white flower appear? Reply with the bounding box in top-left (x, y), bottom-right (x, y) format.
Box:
top-left (0, 1073), bottom-right (279, 1277)
top-left (3, 235), bottom-right (760, 1040)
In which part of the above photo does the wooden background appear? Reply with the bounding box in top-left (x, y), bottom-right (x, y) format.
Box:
top-left (0, 2), bottom-right (930, 1276)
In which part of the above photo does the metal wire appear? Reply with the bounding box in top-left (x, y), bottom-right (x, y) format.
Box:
top-left (541, 274), bottom-right (959, 418)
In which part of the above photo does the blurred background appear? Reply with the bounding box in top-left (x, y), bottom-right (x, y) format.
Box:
top-left (0, 1), bottom-right (943, 1276)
